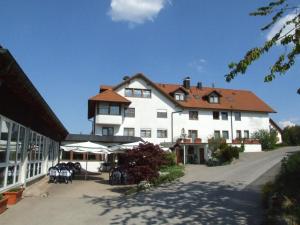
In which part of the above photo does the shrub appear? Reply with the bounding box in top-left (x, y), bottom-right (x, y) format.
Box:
top-left (206, 158), bottom-right (221, 167)
top-left (208, 137), bottom-right (226, 156)
top-left (252, 129), bottom-right (278, 150)
top-left (262, 152), bottom-right (300, 224)
top-left (282, 125), bottom-right (300, 146)
top-left (152, 165), bottom-right (184, 186)
top-left (208, 143), bottom-right (241, 165)
top-left (162, 152), bottom-right (176, 167)
top-left (118, 143), bottom-right (169, 184)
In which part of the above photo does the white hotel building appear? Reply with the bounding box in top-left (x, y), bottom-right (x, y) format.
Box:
top-left (88, 73), bottom-right (278, 164)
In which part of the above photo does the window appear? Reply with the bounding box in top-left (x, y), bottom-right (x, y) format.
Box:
top-left (98, 104), bottom-right (120, 115)
top-left (214, 130), bottom-right (221, 139)
top-left (188, 130), bottom-right (198, 139)
top-left (244, 130), bottom-right (250, 139)
top-left (124, 128), bottom-right (135, 137)
top-left (209, 95), bottom-right (219, 103)
top-left (213, 111), bottom-right (220, 120)
top-left (62, 151), bottom-right (71, 160)
top-left (189, 111), bottom-right (198, 120)
top-left (102, 127), bottom-right (114, 136)
top-left (98, 104), bottom-right (109, 115)
top-left (221, 112), bottom-right (228, 120)
top-left (140, 129), bottom-right (151, 138)
top-left (142, 89), bottom-right (151, 98)
top-left (175, 93), bottom-right (184, 101)
top-left (134, 89), bottom-right (142, 97)
top-left (222, 131), bottom-right (229, 139)
top-left (234, 112), bottom-right (241, 121)
top-left (125, 88), bottom-right (151, 98)
top-left (236, 130), bottom-right (242, 139)
top-left (73, 152), bottom-right (84, 160)
top-left (157, 129), bottom-right (168, 138)
top-left (157, 110), bottom-right (167, 118)
top-left (125, 88), bottom-right (133, 97)
top-left (0, 119), bottom-right (10, 163)
top-left (124, 108), bottom-right (135, 117)
top-left (109, 105), bottom-right (120, 115)
top-left (9, 123), bottom-right (18, 163)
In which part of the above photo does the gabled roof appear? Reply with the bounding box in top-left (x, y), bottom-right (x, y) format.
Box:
top-left (270, 118), bottom-right (283, 134)
top-left (205, 90), bottom-right (222, 97)
top-left (89, 73), bottom-right (275, 119)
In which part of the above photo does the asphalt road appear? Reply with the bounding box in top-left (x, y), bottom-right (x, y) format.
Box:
top-left (0, 146), bottom-right (299, 225)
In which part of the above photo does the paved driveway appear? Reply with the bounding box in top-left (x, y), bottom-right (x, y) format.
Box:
top-left (0, 147), bottom-right (299, 225)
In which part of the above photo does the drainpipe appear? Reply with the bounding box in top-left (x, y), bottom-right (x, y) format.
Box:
top-left (230, 106), bottom-right (233, 143)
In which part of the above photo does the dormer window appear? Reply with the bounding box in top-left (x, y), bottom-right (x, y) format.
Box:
top-left (175, 93), bottom-right (185, 101)
top-left (207, 91), bottom-right (221, 104)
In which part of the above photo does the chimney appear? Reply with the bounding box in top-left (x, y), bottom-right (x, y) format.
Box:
top-left (123, 76), bottom-right (130, 81)
top-left (197, 82), bottom-right (202, 89)
top-left (183, 76), bottom-right (191, 89)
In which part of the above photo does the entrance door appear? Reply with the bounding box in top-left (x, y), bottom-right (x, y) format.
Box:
top-left (199, 148), bottom-right (205, 164)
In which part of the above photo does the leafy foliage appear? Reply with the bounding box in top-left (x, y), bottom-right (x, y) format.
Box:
top-left (152, 165), bottom-right (184, 187)
top-left (263, 152), bottom-right (300, 224)
top-left (207, 138), bottom-right (241, 166)
top-left (252, 129), bottom-right (278, 150)
top-left (282, 125), bottom-right (300, 145)
top-left (119, 143), bottom-right (168, 184)
top-left (226, 0), bottom-right (300, 93)
top-left (162, 152), bottom-right (177, 167)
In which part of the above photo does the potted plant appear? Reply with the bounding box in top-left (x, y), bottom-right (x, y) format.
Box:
top-left (3, 187), bottom-right (24, 205)
top-left (0, 193), bottom-right (8, 214)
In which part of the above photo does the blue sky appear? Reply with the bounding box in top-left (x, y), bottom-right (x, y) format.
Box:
top-left (0, 0), bottom-right (299, 133)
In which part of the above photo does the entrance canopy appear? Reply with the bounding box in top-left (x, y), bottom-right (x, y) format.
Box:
top-left (61, 141), bottom-right (110, 154)
top-left (110, 141), bottom-right (171, 153)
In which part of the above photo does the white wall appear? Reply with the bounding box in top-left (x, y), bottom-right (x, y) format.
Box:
top-left (94, 77), bottom-right (271, 145)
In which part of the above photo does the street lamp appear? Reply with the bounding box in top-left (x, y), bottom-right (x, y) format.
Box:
top-left (171, 110), bottom-right (183, 144)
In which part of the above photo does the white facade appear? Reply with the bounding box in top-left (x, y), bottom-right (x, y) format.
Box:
top-left (94, 77), bottom-right (271, 151)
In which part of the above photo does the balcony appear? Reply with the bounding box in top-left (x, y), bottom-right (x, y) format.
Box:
top-left (95, 114), bottom-right (122, 125)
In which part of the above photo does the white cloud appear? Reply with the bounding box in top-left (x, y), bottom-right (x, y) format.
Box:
top-left (108, 0), bottom-right (170, 25)
top-left (279, 120), bottom-right (296, 128)
top-left (266, 13), bottom-right (298, 41)
top-left (188, 58), bottom-right (207, 73)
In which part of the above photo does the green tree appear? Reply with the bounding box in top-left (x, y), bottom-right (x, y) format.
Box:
top-left (252, 129), bottom-right (278, 150)
top-left (282, 125), bottom-right (300, 145)
top-left (225, 0), bottom-right (300, 93)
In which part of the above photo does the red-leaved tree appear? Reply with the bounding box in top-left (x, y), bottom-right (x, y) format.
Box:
top-left (118, 143), bottom-right (167, 184)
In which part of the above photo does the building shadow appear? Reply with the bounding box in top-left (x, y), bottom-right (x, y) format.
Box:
top-left (82, 181), bottom-right (262, 225)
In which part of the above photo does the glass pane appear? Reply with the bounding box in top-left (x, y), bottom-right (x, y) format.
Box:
top-left (35, 162), bottom-right (38, 175)
top-left (30, 163), bottom-right (34, 177)
top-left (7, 165), bottom-right (15, 185)
top-left (125, 88), bottom-right (133, 97)
top-left (38, 163), bottom-right (41, 174)
top-left (17, 126), bottom-right (26, 161)
top-left (99, 104), bottom-right (109, 115)
top-left (0, 120), bottom-right (10, 163)
top-left (134, 89), bottom-right (142, 97)
top-left (15, 165), bottom-right (20, 183)
top-left (110, 105), bottom-right (120, 115)
top-left (35, 135), bottom-right (40, 160)
top-left (143, 90), bottom-right (151, 98)
top-left (40, 136), bottom-right (44, 160)
top-left (0, 167), bottom-right (5, 188)
top-left (9, 123), bottom-right (19, 163)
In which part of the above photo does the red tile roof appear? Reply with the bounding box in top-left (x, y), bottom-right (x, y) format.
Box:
top-left (156, 83), bottom-right (275, 113)
top-left (88, 73), bottom-right (275, 118)
top-left (89, 89), bottom-right (131, 103)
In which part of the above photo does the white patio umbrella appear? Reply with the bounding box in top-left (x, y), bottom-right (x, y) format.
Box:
top-left (109, 141), bottom-right (145, 153)
top-left (61, 141), bottom-right (110, 179)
